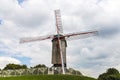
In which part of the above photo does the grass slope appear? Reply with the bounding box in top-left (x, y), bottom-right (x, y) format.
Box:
top-left (0, 75), bottom-right (96, 80)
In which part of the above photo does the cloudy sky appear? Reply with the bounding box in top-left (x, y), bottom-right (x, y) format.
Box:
top-left (0, 0), bottom-right (120, 78)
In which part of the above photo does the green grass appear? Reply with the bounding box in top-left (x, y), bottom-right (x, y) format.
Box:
top-left (0, 75), bottom-right (96, 80)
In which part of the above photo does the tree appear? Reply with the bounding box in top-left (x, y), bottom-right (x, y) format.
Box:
top-left (106, 68), bottom-right (119, 75)
top-left (98, 68), bottom-right (120, 80)
top-left (4, 63), bottom-right (27, 70)
top-left (33, 64), bottom-right (47, 68)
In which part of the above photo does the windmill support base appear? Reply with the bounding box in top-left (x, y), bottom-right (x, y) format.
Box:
top-left (52, 64), bottom-right (67, 74)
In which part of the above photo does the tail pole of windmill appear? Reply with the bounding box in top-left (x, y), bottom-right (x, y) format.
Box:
top-left (20, 9), bottom-right (98, 74)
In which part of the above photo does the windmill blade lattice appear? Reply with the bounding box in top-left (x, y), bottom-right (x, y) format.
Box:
top-left (64, 31), bottom-right (98, 40)
top-left (55, 9), bottom-right (63, 34)
top-left (20, 35), bottom-right (54, 43)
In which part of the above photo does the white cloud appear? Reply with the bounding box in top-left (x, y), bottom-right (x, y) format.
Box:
top-left (0, 57), bottom-right (21, 69)
top-left (0, 0), bottom-right (120, 78)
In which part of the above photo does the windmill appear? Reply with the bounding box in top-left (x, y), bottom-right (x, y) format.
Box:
top-left (20, 9), bottom-right (98, 74)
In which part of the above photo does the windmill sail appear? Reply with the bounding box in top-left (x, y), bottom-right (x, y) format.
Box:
top-left (20, 35), bottom-right (54, 43)
top-left (55, 9), bottom-right (63, 34)
top-left (55, 9), bottom-right (65, 74)
top-left (64, 31), bottom-right (98, 40)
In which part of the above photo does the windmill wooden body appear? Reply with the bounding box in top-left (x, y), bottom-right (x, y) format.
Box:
top-left (20, 9), bottom-right (98, 74)
top-left (52, 35), bottom-right (67, 67)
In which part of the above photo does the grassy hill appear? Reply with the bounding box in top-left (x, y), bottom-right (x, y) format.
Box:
top-left (0, 75), bottom-right (96, 80)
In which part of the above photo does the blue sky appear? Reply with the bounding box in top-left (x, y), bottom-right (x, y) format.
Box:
top-left (0, 19), bottom-right (2, 25)
top-left (0, 0), bottom-right (120, 78)
top-left (17, 0), bottom-right (24, 4)
top-left (13, 56), bottom-right (31, 66)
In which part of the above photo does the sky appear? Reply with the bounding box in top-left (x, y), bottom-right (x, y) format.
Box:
top-left (0, 0), bottom-right (120, 78)
top-left (17, 0), bottom-right (24, 4)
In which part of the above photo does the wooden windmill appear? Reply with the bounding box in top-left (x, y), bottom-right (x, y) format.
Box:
top-left (20, 9), bottom-right (98, 74)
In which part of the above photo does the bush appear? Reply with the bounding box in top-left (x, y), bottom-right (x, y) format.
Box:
top-left (4, 63), bottom-right (27, 70)
top-left (98, 68), bottom-right (120, 80)
top-left (107, 68), bottom-right (119, 75)
top-left (106, 75), bottom-right (120, 80)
